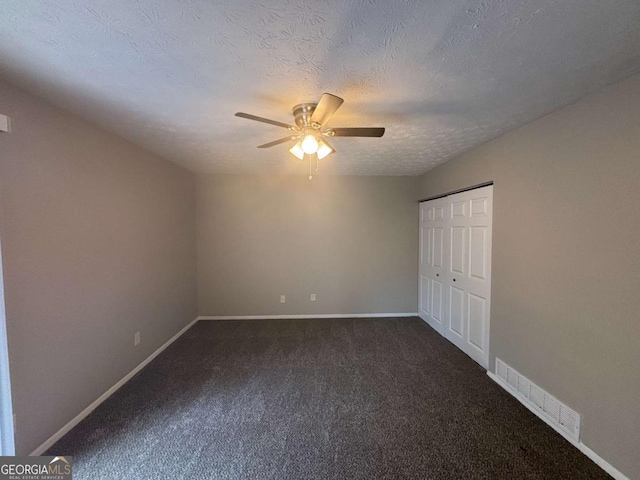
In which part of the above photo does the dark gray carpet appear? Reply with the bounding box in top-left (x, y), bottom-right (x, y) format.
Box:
top-left (47, 318), bottom-right (610, 479)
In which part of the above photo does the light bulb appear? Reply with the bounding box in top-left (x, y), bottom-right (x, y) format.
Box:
top-left (301, 134), bottom-right (319, 155)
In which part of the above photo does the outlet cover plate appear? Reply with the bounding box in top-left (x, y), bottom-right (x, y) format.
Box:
top-left (0, 114), bottom-right (10, 133)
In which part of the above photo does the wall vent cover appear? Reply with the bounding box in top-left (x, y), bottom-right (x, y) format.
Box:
top-left (495, 358), bottom-right (581, 441)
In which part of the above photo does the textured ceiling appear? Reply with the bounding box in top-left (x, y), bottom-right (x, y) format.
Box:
top-left (1, 1), bottom-right (640, 175)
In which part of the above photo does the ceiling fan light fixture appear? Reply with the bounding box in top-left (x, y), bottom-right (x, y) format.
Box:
top-left (316, 139), bottom-right (334, 160)
top-left (301, 134), bottom-right (319, 155)
top-left (289, 141), bottom-right (305, 160)
top-left (235, 93), bottom-right (385, 177)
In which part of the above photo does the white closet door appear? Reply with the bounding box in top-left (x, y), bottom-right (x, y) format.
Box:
top-left (444, 186), bottom-right (493, 368)
top-left (418, 197), bottom-right (449, 335)
top-left (419, 185), bottom-right (493, 369)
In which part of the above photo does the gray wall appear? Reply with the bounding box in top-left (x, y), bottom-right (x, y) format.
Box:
top-left (416, 74), bottom-right (640, 478)
top-left (3, 65), bottom-right (637, 476)
top-left (197, 174), bottom-right (418, 316)
top-left (0, 79), bottom-right (198, 455)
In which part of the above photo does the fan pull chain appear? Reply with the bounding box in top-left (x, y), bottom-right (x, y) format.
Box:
top-left (308, 155), bottom-right (313, 180)
top-left (315, 154), bottom-right (319, 172)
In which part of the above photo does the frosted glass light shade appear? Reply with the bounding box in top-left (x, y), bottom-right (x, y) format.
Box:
top-left (289, 141), bottom-right (305, 160)
top-left (316, 140), bottom-right (334, 160)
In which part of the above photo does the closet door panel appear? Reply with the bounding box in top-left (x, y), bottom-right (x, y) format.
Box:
top-left (443, 185), bottom-right (493, 368)
top-left (449, 286), bottom-right (465, 339)
top-left (418, 198), bottom-right (448, 335)
top-left (469, 226), bottom-right (488, 280)
top-left (468, 293), bottom-right (487, 352)
top-left (420, 275), bottom-right (430, 316)
top-left (432, 227), bottom-right (444, 268)
top-left (451, 226), bottom-right (466, 275)
top-left (431, 279), bottom-right (443, 324)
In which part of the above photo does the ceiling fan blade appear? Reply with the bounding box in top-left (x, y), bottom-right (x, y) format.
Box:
top-left (257, 136), bottom-right (298, 148)
top-left (310, 93), bottom-right (344, 127)
top-left (235, 112), bottom-right (295, 129)
top-left (330, 127), bottom-right (385, 137)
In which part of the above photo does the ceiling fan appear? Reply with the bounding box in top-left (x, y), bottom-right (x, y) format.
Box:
top-left (235, 93), bottom-right (385, 178)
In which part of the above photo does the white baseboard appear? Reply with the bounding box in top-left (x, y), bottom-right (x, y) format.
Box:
top-left (487, 371), bottom-right (629, 480)
top-left (30, 317), bottom-right (199, 456)
top-left (197, 313), bottom-right (418, 320)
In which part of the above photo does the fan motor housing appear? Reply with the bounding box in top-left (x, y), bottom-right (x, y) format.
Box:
top-left (292, 103), bottom-right (318, 128)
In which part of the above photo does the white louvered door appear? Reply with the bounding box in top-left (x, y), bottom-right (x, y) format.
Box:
top-left (418, 185), bottom-right (493, 369)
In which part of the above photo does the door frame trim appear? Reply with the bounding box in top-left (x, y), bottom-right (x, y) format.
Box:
top-left (418, 181), bottom-right (494, 204)
top-left (0, 236), bottom-right (15, 455)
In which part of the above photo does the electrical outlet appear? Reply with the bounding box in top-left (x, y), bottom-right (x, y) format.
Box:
top-left (280, 295), bottom-right (286, 303)
top-left (134, 332), bottom-right (141, 346)
top-left (310, 294), bottom-right (316, 301)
